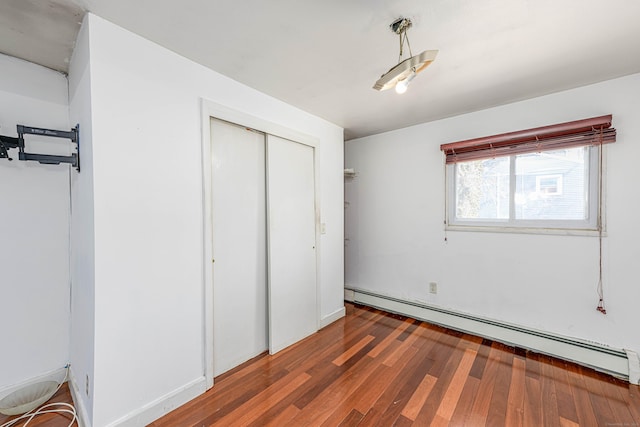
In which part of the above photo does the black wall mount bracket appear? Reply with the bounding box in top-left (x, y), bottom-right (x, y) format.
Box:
top-left (0, 124), bottom-right (80, 172)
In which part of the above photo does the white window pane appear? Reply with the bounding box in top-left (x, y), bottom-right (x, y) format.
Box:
top-left (514, 147), bottom-right (587, 220)
top-left (455, 157), bottom-right (509, 219)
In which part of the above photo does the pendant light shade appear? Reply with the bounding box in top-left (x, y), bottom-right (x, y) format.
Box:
top-left (373, 18), bottom-right (438, 93)
top-left (375, 50), bottom-right (438, 92)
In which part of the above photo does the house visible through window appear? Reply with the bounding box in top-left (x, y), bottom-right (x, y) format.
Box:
top-left (536, 174), bottom-right (563, 196)
top-left (441, 116), bottom-right (616, 232)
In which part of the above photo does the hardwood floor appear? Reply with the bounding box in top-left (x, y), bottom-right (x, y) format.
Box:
top-left (3, 303), bottom-right (638, 426)
top-left (151, 303), bottom-right (640, 426)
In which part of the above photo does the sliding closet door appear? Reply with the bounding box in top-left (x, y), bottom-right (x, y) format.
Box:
top-left (211, 119), bottom-right (268, 376)
top-left (266, 135), bottom-right (318, 354)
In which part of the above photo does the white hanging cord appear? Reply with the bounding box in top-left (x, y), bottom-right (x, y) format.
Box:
top-left (397, 28), bottom-right (414, 63)
top-left (596, 130), bottom-right (606, 315)
top-left (404, 31), bottom-right (413, 58)
top-left (1, 404), bottom-right (78, 427)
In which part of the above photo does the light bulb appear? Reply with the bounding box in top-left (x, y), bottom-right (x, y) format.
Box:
top-left (395, 80), bottom-right (409, 94)
top-left (395, 69), bottom-right (417, 94)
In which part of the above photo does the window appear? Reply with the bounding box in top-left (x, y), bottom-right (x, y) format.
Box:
top-left (536, 174), bottom-right (562, 196)
top-left (441, 115), bottom-right (616, 232)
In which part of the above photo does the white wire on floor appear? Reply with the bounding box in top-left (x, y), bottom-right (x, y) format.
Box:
top-left (0, 366), bottom-right (78, 427)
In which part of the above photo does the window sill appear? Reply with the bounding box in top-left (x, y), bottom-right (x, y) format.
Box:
top-left (445, 224), bottom-right (605, 237)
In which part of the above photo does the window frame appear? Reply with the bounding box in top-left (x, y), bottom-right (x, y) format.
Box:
top-left (445, 145), bottom-right (602, 234)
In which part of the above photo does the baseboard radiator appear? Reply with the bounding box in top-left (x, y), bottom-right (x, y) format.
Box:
top-left (345, 287), bottom-right (631, 381)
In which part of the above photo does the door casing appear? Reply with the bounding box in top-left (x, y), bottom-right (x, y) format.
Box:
top-left (201, 99), bottom-right (321, 388)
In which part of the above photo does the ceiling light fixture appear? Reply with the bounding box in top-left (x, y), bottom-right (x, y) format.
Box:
top-left (373, 17), bottom-right (438, 94)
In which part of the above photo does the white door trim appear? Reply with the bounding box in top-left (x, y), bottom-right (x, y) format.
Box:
top-left (200, 98), bottom-right (322, 389)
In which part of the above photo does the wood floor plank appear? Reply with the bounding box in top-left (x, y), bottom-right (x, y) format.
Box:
top-left (393, 414), bottom-right (415, 427)
top-left (400, 374), bottom-right (437, 421)
top-left (332, 334), bottom-right (376, 366)
top-left (579, 364), bottom-right (619, 427)
top-left (319, 341), bottom-right (418, 427)
top-left (382, 322), bottom-right (426, 367)
top-left (215, 372), bottom-right (310, 426)
top-left (15, 303), bottom-right (637, 427)
top-left (357, 339), bottom-right (437, 427)
top-left (261, 404), bottom-right (299, 427)
top-left (150, 302), bottom-right (640, 427)
top-left (525, 350), bottom-right (542, 380)
top-left (336, 409), bottom-right (365, 426)
top-left (449, 374), bottom-right (481, 426)
top-left (396, 319), bottom-right (421, 341)
top-left (412, 331), bottom-right (467, 425)
top-left (539, 355), bottom-right (561, 427)
top-left (463, 342), bottom-right (501, 426)
top-left (626, 383), bottom-right (640, 421)
top-left (469, 337), bottom-right (493, 379)
top-left (363, 353), bottom-right (435, 426)
top-left (367, 317), bottom-right (413, 358)
top-left (432, 347), bottom-right (478, 424)
top-left (289, 322), bottom-right (411, 427)
top-left (563, 361), bottom-right (599, 427)
top-left (559, 416), bottom-right (580, 427)
top-left (289, 359), bottom-right (376, 426)
top-left (485, 343), bottom-right (513, 426)
top-left (549, 357), bottom-right (579, 424)
top-left (586, 366), bottom-right (637, 426)
top-left (352, 346), bottom-right (420, 415)
top-left (504, 355), bottom-right (526, 427)
top-left (180, 372), bottom-right (280, 425)
top-left (523, 375), bottom-right (543, 426)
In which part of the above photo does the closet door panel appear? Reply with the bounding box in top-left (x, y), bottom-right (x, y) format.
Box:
top-left (211, 119), bottom-right (267, 375)
top-left (266, 135), bottom-right (318, 354)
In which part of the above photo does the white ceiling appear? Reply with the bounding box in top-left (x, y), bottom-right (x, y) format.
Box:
top-left (2, 0), bottom-right (640, 140)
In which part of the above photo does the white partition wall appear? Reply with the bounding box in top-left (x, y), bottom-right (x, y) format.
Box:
top-left (66, 15), bottom-right (344, 426)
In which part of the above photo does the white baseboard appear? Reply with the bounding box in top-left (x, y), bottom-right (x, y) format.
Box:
top-left (0, 366), bottom-right (68, 399)
top-left (104, 377), bottom-right (206, 427)
top-left (320, 306), bottom-right (346, 328)
top-left (68, 367), bottom-right (90, 427)
top-left (348, 287), bottom-right (630, 381)
top-left (344, 288), bottom-right (355, 302)
top-left (626, 350), bottom-right (640, 385)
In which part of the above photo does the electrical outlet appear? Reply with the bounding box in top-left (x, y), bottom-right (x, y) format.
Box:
top-left (86, 374), bottom-right (89, 396)
top-left (429, 282), bottom-right (438, 294)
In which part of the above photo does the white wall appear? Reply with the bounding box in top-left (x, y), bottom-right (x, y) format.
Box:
top-left (0, 54), bottom-right (71, 390)
top-left (69, 14), bottom-right (344, 427)
top-left (68, 18), bottom-right (96, 423)
top-left (346, 73), bottom-right (640, 360)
